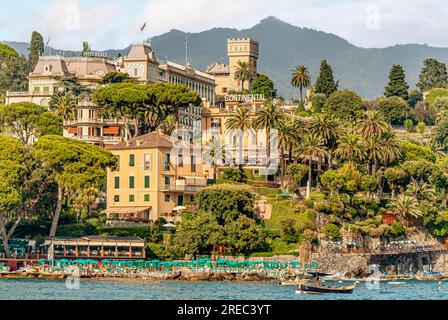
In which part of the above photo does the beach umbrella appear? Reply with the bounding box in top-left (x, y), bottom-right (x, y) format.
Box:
top-left (163, 223), bottom-right (176, 228)
top-left (173, 206), bottom-right (187, 212)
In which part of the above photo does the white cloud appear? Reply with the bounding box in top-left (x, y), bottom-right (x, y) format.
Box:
top-left (2, 0), bottom-right (448, 50)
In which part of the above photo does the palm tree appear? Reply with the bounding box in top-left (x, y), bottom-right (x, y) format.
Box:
top-left (253, 102), bottom-right (285, 168)
top-left (49, 92), bottom-right (76, 120)
top-left (388, 193), bottom-right (423, 219)
top-left (157, 114), bottom-right (176, 135)
top-left (308, 114), bottom-right (341, 169)
top-left (275, 120), bottom-right (296, 186)
top-left (405, 179), bottom-right (436, 201)
top-left (295, 133), bottom-right (328, 198)
top-left (334, 134), bottom-right (365, 165)
top-left (378, 128), bottom-right (402, 166)
top-left (234, 61), bottom-right (252, 91)
top-left (358, 110), bottom-right (388, 138)
top-left (291, 65), bottom-right (311, 103)
top-left (225, 107), bottom-right (253, 132)
top-left (203, 137), bottom-right (227, 181)
top-left (362, 136), bottom-right (385, 176)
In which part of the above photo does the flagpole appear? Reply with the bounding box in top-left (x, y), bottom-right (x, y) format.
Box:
top-left (185, 32), bottom-right (188, 66)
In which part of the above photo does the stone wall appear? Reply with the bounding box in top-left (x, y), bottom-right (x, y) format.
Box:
top-left (311, 251), bottom-right (448, 276)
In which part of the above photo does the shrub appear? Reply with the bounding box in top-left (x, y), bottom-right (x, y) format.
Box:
top-left (404, 119), bottom-right (414, 132)
top-left (323, 223), bottom-right (341, 239)
top-left (196, 184), bottom-right (255, 224)
top-left (417, 122), bottom-right (426, 134)
top-left (280, 219), bottom-right (299, 244)
top-left (303, 199), bottom-right (314, 209)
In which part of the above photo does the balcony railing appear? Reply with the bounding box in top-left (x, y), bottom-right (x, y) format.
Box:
top-left (70, 135), bottom-right (123, 143)
top-left (64, 118), bottom-right (126, 126)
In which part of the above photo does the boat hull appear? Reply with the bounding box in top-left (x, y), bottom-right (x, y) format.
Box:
top-left (296, 283), bottom-right (356, 294)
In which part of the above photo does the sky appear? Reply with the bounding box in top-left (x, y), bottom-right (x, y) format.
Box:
top-left (1, 0), bottom-right (448, 50)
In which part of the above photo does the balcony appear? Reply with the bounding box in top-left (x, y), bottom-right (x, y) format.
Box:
top-left (70, 135), bottom-right (124, 144)
top-left (168, 177), bottom-right (207, 193)
top-left (64, 118), bottom-right (125, 126)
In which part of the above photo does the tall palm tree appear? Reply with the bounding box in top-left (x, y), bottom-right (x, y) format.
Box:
top-left (363, 136), bottom-right (383, 176)
top-left (334, 134), bottom-right (365, 165)
top-left (358, 110), bottom-right (388, 139)
top-left (405, 179), bottom-right (436, 201)
top-left (234, 61), bottom-right (252, 91)
top-left (49, 92), bottom-right (76, 120)
top-left (378, 128), bottom-right (402, 166)
top-left (295, 133), bottom-right (328, 197)
top-left (388, 193), bottom-right (423, 219)
top-left (253, 102), bottom-right (285, 168)
top-left (203, 137), bottom-right (227, 181)
top-left (291, 65), bottom-right (311, 103)
top-left (225, 107), bottom-right (253, 132)
top-left (275, 120), bottom-right (296, 186)
top-left (308, 114), bottom-right (341, 170)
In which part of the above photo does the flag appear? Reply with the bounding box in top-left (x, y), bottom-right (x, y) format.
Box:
top-left (141, 22), bottom-right (147, 32)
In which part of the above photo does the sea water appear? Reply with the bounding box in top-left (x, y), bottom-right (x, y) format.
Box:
top-left (0, 279), bottom-right (447, 300)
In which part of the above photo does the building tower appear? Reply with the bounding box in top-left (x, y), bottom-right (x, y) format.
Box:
top-left (227, 38), bottom-right (259, 91)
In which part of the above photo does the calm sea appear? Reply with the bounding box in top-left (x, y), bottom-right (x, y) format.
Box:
top-left (0, 279), bottom-right (447, 300)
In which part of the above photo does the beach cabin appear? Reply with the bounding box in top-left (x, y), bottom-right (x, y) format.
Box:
top-left (42, 236), bottom-right (146, 260)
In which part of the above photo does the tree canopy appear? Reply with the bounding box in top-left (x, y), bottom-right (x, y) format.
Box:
top-left (384, 64), bottom-right (409, 101)
top-left (251, 74), bottom-right (277, 98)
top-left (314, 60), bottom-right (338, 98)
top-left (417, 58), bottom-right (448, 92)
top-left (323, 89), bottom-right (364, 122)
top-left (0, 102), bottom-right (62, 144)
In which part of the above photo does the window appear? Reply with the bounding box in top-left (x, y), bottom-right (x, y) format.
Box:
top-left (144, 176), bottom-right (150, 188)
top-left (129, 154), bottom-right (135, 167)
top-left (178, 154), bottom-right (184, 167)
top-left (164, 176), bottom-right (170, 189)
top-left (129, 176), bottom-right (135, 189)
top-left (114, 177), bottom-right (120, 189)
top-left (129, 195), bottom-right (135, 202)
top-left (34, 87), bottom-right (40, 93)
top-left (144, 194), bottom-right (150, 202)
top-left (165, 195), bottom-right (171, 202)
top-left (113, 195), bottom-right (120, 202)
top-left (164, 154), bottom-right (170, 171)
top-left (43, 86), bottom-right (49, 92)
top-left (115, 155), bottom-right (120, 171)
top-left (143, 153), bottom-right (152, 171)
top-left (191, 156), bottom-right (196, 173)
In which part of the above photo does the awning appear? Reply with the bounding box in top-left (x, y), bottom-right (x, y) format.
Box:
top-left (104, 207), bottom-right (151, 214)
top-left (68, 127), bottom-right (77, 134)
top-left (103, 126), bottom-right (120, 135)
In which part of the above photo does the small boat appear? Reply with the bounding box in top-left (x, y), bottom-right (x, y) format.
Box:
top-left (296, 282), bottom-right (356, 294)
top-left (308, 271), bottom-right (334, 278)
top-left (387, 281), bottom-right (406, 285)
top-left (281, 279), bottom-right (309, 286)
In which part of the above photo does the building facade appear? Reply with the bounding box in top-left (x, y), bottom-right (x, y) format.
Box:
top-left (206, 38), bottom-right (259, 95)
top-left (105, 132), bottom-right (206, 222)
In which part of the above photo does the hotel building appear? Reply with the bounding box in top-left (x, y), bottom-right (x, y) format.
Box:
top-left (105, 131), bottom-right (206, 222)
top-left (205, 38), bottom-right (259, 95)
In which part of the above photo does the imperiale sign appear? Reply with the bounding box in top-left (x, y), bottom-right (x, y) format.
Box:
top-left (224, 94), bottom-right (266, 102)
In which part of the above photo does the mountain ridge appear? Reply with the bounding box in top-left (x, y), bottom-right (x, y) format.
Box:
top-left (3, 16), bottom-right (448, 99)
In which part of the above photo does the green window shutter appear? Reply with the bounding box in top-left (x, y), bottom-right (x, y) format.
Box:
top-left (129, 176), bottom-right (135, 189)
top-left (144, 176), bottom-right (150, 188)
top-left (144, 194), bottom-right (150, 202)
top-left (129, 154), bottom-right (135, 166)
top-left (129, 195), bottom-right (135, 202)
top-left (114, 177), bottom-right (120, 189)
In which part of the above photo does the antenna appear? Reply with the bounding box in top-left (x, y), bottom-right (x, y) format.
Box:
top-left (185, 32), bottom-right (188, 66)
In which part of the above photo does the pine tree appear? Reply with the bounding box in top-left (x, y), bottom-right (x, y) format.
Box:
top-left (314, 60), bottom-right (338, 97)
top-left (384, 64), bottom-right (409, 100)
top-left (29, 31), bottom-right (44, 71)
top-left (417, 58), bottom-right (448, 93)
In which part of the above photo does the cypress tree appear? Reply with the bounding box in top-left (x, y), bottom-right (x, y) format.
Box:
top-left (384, 64), bottom-right (409, 100)
top-left (29, 31), bottom-right (44, 71)
top-left (314, 60), bottom-right (338, 97)
top-left (417, 58), bottom-right (448, 92)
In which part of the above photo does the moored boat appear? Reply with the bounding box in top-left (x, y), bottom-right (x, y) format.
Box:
top-left (296, 282), bottom-right (356, 294)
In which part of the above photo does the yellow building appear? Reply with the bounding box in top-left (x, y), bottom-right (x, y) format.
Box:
top-left (105, 132), bottom-right (206, 222)
top-left (206, 38), bottom-right (259, 95)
